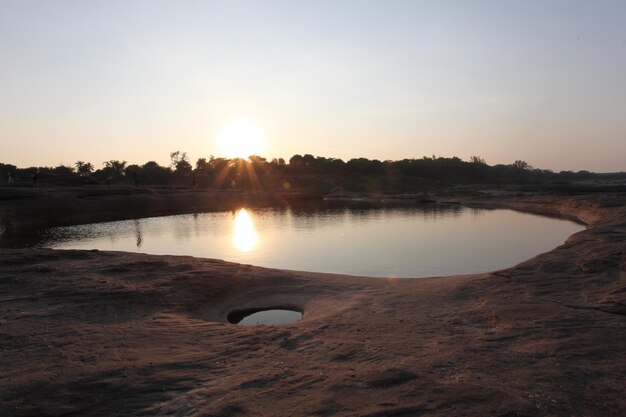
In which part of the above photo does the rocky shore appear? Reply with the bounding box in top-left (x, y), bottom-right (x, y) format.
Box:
top-left (0, 187), bottom-right (624, 416)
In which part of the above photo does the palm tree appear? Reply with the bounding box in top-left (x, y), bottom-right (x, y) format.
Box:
top-left (75, 161), bottom-right (94, 176)
top-left (103, 160), bottom-right (127, 178)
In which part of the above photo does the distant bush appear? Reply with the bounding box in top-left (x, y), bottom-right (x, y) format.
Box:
top-left (3, 153), bottom-right (625, 191)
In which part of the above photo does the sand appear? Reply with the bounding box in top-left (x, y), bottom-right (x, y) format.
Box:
top-left (0, 189), bottom-right (625, 416)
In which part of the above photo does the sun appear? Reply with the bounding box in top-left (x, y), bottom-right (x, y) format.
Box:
top-left (217, 119), bottom-right (266, 159)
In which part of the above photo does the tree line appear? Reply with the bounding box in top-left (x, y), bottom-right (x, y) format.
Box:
top-left (1, 152), bottom-right (624, 193)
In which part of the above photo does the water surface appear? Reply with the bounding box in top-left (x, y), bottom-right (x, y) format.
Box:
top-left (234, 310), bottom-right (303, 326)
top-left (22, 204), bottom-right (582, 277)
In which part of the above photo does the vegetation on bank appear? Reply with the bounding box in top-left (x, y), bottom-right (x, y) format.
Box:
top-left (1, 152), bottom-right (625, 193)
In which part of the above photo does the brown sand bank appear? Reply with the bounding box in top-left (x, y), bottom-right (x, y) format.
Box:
top-left (0, 191), bottom-right (625, 416)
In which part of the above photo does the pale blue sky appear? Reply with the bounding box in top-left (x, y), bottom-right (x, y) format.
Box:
top-left (1, 0), bottom-right (625, 171)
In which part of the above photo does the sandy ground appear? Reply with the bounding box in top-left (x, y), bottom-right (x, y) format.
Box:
top-left (0, 191), bottom-right (625, 416)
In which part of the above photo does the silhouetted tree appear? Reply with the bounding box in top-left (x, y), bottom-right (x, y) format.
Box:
top-left (1, 163), bottom-right (17, 183)
top-left (346, 158), bottom-right (383, 174)
top-left (289, 154), bottom-right (304, 168)
top-left (194, 158), bottom-right (213, 186)
top-left (170, 151), bottom-right (192, 178)
top-left (125, 164), bottom-right (141, 178)
top-left (5, 153), bottom-right (623, 191)
top-left (103, 160), bottom-right (127, 179)
top-left (75, 161), bottom-right (94, 176)
top-left (52, 164), bottom-right (74, 175)
top-left (141, 161), bottom-right (171, 184)
top-left (195, 158), bottom-right (210, 171)
top-left (513, 160), bottom-right (530, 170)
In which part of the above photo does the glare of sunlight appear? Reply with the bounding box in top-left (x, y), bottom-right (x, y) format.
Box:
top-left (217, 119), bottom-right (266, 159)
top-left (232, 208), bottom-right (259, 252)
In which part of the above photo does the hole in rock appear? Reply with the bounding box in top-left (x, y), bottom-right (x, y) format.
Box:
top-left (228, 308), bottom-right (303, 326)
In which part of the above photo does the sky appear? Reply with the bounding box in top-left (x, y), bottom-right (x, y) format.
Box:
top-left (1, 0), bottom-right (625, 172)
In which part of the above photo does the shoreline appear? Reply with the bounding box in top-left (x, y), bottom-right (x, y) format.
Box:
top-left (0, 185), bottom-right (597, 236)
top-left (1, 188), bottom-right (625, 416)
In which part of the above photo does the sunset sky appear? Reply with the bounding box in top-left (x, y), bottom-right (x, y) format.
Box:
top-left (1, 0), bottom-right (625, 172)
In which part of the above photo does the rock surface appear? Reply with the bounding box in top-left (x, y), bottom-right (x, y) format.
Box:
top-left (0, 191), bottom-right (625, 416)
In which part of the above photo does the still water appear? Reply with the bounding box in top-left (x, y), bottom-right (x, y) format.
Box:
top-left (234, 310), bottom-right (303, 326)
top-left (29, 204), bottom-right (582, 278)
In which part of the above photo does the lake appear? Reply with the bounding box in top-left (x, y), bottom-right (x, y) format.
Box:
top-left (19, 203), bottom-right (584, 278)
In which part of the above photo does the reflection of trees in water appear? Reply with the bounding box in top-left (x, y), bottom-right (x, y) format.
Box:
top-left (134, 219), bottom-right (143, 249)
top-left (171, 215), bottom-right (195, 240)
top-left (12, 203), bottom-right (466, 250)
top-left (287, 202), bottom-right (465, 228)
top-left (193, 213), bottom-right (200, 237)
top-left (470, 207), bottom-right (485, 217)
top-left (416, 204), bottom-right (464, 220)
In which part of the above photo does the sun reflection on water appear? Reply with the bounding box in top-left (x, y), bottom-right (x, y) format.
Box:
top-left (232, 208), bottom-right (259, 252)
